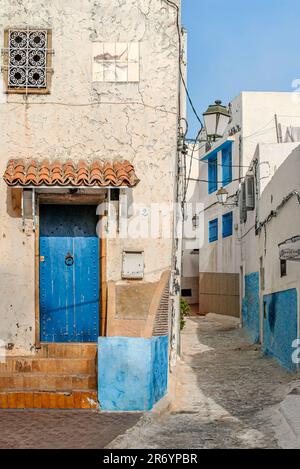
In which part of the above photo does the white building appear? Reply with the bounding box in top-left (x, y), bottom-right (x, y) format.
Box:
top-left (183, 92), bottom-right (300, 318)
top-left (181, 142), bottom-right (201, 307)
top-left (182, 91), bottom-right (300, 370)
top-left (240, 142), bottom-right (300, 370)
top-left (0, 0), bottom-right (183, 410)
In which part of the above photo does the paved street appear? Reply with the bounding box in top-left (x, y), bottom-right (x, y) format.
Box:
top-left (2, 315), bottom-right (300, 449)
top-left (109, 315), bottom-right (300, 449)
top-left (0, 410), bottom-right (141, 449)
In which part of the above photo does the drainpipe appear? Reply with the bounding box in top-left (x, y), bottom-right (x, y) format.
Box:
top-left (170, 19), bottom-right (187, 368)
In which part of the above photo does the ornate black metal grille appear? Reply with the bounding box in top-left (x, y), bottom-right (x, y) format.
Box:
top-left (8, 29), bottom-right (47, 88)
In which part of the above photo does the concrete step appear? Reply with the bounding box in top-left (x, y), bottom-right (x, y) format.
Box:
top-left (0, 346), bottom-right (99, 408)
top-left (0, 357), bottom-right (96, 374)
top-left (0, 391), bottom-right (98, 409)
top-left (0, 373), bottom-right (97, 391)
top-left (35, 343), bottom-right (97, 359)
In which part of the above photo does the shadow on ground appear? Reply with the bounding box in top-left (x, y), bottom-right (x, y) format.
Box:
top-left (108, 315), bottom-right (300, 449)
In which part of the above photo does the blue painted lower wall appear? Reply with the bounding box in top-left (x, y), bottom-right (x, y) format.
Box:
top-left (98, 336), bottom-right (168, 411)
top-left (151, 336), bottom-right (169, 405)
top-left (242, 272), bottom-right (260, 344)
top-left (263, 288), bottom-right (298, 371)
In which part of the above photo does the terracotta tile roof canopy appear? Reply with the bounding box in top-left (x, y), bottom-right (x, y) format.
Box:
top-left (3, 159), bottom-right (139, 188)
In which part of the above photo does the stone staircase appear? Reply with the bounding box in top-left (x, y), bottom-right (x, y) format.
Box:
top-left (0, 344), bottom-right (98, 409)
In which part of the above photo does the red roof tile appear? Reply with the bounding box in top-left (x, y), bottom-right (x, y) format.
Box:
top-left (3, 159), bottom-right (139, 187)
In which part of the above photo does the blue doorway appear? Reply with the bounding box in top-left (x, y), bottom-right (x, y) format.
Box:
top-left (39, 204), bottom-right (100, 343)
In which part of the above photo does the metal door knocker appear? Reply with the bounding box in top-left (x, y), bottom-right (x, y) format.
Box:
top-left (65, 252), bottom-right (74, 266)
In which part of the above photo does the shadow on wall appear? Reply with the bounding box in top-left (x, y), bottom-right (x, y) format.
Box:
top-left (6, 188), bottom-right (22, 218)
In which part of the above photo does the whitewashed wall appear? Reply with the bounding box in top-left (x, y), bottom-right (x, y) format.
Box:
top-left (199, 92), bottom-right (300, 278)
top-left (257, 145), bottom-right (300, 296)
top-left (198, 94), bottom-right (242, 276)
top-left (0, 0), bottom-right (180, 348)
top-left (241, 142), bottom-right (300, 277)
top-left (181, 143), bottom-right (200, 304)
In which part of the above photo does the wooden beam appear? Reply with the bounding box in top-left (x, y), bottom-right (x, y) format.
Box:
top-left (34, 200), bottom-right (40, 347)
top-left (100, 216), bottom-right (107, 337)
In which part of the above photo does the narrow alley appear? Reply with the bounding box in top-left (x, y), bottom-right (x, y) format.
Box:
top-left (109, 315), bottom-right (300, 449)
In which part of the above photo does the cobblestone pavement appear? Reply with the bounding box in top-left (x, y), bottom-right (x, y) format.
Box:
top-left (0, 410), bottom-right (141, 448)
top-left (109, 315), bottom-right (300, 449)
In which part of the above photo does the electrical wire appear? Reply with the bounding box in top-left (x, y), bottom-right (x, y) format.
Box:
top-left (162, 0), bottom-right (204, 129)
top-left (183, 126), bottom-right (203, 201)
top-left (188, 176), bottom-right (245, 184)
top-left (241, 118), bottom-right (275, 140)
top-left (279, 234), bottom-right (300, 247)
top-left (188, 152), bottom-right (271, 173)
top-left (257, 190), bottom-right (300, 233)
top-left (278, 115), bottom-right (300, 119)
top-left (180, 70), bottom-right (204, 129)
top-left (6, 99), bottom-right (177, 115)
top-left (238, 224), bottom-right (256, 241)
top-left (179, 117), bottom-right (189, 137)
top-left (188, 152), bottom-right (253, 168)
top-left (162, 0), bottom-right (205, 210)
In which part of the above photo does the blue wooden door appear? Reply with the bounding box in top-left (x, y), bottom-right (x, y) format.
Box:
top-left (39, 205), bottom-right (100, 342)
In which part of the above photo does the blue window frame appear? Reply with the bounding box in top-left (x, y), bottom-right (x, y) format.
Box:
top-left (209, 218), bottom-right (218, 243)
top-left (222, 211), bottom-right (233, 238)
top-left (222, 143), bottom-right (232, 186)
top-left (208, 154), bottom-right (218, 194)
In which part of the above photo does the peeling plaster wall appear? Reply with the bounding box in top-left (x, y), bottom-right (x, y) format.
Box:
top-left (98, 335), bottom-right (168, 411)
top-left (262, 289), bottom-right (298, 371)
top-left (242, 272), bottom-right (260, 344)
top-left (0, 0), bottom-right (180, 349)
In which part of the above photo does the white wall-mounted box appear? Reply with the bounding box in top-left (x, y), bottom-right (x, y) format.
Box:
top-left (122, 250), bottom-right (144, 279)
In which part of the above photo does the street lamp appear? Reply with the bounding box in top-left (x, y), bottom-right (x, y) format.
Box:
top-left (216, 187), bottom-right (239, 207)
top-left (192, 213), bottom-right (199, 229)
top-left (203, 100), bottom-right (231, 141)
top-left (216, 187), bottom-right (229, 205)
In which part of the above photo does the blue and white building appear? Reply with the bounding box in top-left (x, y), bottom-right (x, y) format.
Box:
top-left (182, 91), bottom-right (300, 370)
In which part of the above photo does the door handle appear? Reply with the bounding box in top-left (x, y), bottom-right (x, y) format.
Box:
top-left (65, 252), bottom-right (74, 266)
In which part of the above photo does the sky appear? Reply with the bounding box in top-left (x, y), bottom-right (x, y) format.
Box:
top-left (182, 0), bottom-right (300, 138)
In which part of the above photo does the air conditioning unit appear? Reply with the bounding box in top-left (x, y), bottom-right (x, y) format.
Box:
top-left (245, 175), bottom-right (255, 210)
top-left (239, 182), bottom-right (247, 223)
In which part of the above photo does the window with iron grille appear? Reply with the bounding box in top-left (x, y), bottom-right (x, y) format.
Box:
top-left (3, 29), bottom-right (52, 93)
